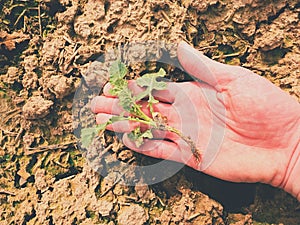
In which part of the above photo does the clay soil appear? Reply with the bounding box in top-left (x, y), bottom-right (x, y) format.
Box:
top-left (0, 0), bottom-right (300, 224)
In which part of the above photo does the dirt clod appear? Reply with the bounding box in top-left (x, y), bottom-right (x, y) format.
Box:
top-left (117, 204), bottom-right (149, 225)
top-left (22, 96), bottom-right (53, 119)
top-left (41, 75), bottom-right (74, 99)
top-left (4, 66), bottom-right (20, 84)
top-left (22, 71), bottom-right (38, 89)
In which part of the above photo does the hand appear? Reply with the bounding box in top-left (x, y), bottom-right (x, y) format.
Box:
top-left (91, 42), bottom-right (300, 197)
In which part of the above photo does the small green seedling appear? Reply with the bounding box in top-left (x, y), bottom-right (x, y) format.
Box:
top-left (81, 60), bottom-right (202, 161)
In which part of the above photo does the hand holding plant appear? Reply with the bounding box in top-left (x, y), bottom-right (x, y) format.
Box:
top-left (88, 42), bottom-right (300, 201)
top-left (82, 59), bottom-right (202, 165)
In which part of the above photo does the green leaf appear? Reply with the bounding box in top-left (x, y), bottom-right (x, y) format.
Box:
top-left (80, 114), bottom-right (131, 148)
top-left (81, 127), bottom-right (98, 149)
top-left (109, 60), bottom-right (128, 84)
top-left (136, 68), bottom-right (167, 94)
top-left (128, 128), bottom-right (153, 147)
top-left (118, 87), bottom-right (135, 112)
top-left (80, 123), bottom-right (107, 148)
top-left (136, 68), bottom-right (167, 115)
top-left (107, 60), bottom-right (152, 122)
top-left (109, 61), bottom-right (129, 96)
top-left (110, 115), bottom-right (128, 123)
top-left (136, 68), bottom-right (167, 101)
top-left (109, 79), bottom-right (127, 96)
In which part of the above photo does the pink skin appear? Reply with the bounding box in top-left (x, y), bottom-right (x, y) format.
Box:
top-left (91, 41), bottom-right (300, 198)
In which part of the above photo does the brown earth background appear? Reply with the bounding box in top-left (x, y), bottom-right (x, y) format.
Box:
top-left (0, 0), bottom-right (300, 224)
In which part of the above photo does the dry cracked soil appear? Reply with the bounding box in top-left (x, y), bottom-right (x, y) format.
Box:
top-left (0, 0), bottom-right (300, 224)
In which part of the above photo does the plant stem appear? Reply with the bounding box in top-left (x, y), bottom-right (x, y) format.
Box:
top-left (131, 103), bottom-right (153, 122)
top-left (125, 117), bottom-right (156, 127)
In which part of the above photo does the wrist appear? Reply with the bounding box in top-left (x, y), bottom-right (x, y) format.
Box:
top-left (281, 138), bottom-right (300, 200)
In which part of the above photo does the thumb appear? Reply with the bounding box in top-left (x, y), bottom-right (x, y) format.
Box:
top-left (177, 41), bottom-right (241, 88)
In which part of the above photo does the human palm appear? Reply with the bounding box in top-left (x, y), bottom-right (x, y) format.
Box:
top-left (91, 41), bottom-right (300, 189)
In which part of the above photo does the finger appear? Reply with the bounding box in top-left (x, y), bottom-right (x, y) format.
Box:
top-left (129, 100), bottom-right (176, 125)
top-left (123, 134), bottom-right (200, 170)
top-left (103, 82), bottom-right (116, 97)
top-left (151, 129), bottom-right (181, 142)
top-left (96, 113), bottom-right (141, 133)
top-left (91, 95), bottom-right (175, 122)
top-left (177, 41), bottom-right (240, 88)
top-left (128, 81), bottom-right (176, 103)
top-left (103, 82), bottom-right (144, 97)
top-left (91, 96), bottom-right (128, 115)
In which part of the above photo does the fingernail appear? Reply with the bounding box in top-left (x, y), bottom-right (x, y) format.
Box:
top-left (103, 83), bottom-right (112, 96)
